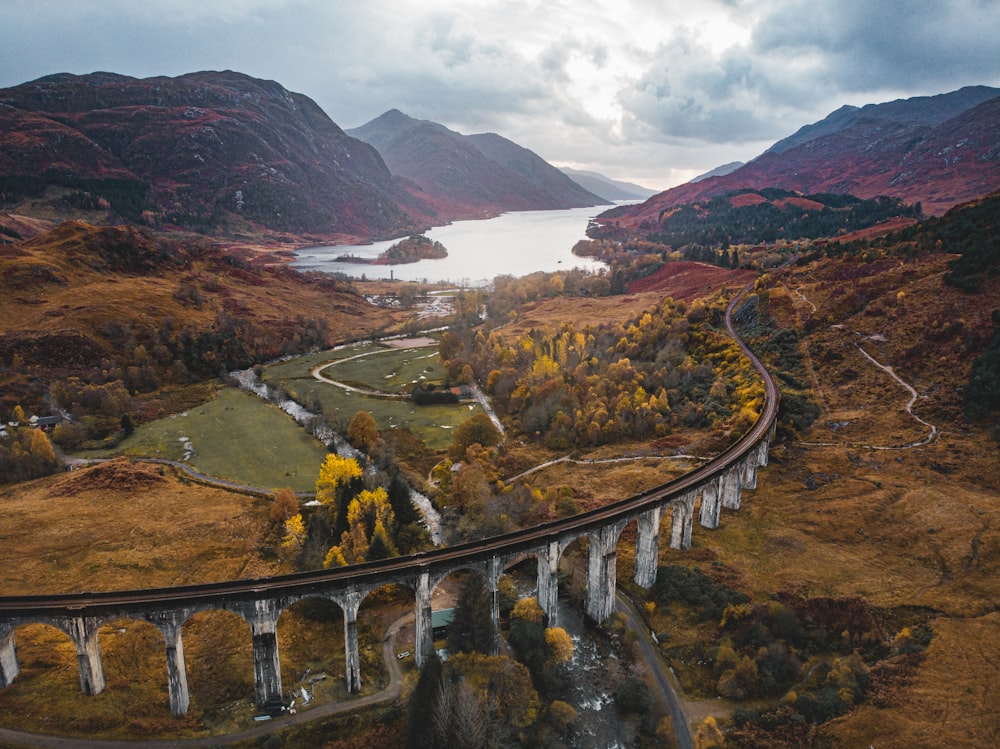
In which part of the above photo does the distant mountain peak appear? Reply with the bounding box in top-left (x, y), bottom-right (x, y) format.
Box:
top-left (560, 167), bottom-right (657, 201)
top-left (689, 161), bottom-right (744, 184)
top-left (349, 112), bottom-right (606, 215)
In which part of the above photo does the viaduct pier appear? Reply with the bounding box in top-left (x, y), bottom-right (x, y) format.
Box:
top-left (0, 289), bottom-right (778, 717)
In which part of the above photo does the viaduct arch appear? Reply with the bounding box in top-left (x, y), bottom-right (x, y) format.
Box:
top-left (0, 288), bottom-right (778, 716)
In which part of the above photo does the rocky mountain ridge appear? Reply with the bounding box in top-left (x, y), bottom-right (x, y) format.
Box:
top-left (348, 109), bottom-right (606, 216)
top-left (603, 86), bottom-right (1000, 233)
top-left (0, 71), bottom-right (429, 241)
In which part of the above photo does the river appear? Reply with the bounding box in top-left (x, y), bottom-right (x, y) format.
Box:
top-left (293, 205), bottom-right (613, 285)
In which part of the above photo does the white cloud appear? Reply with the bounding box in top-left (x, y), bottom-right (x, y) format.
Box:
top-left (1, 0), bottom-right (998, 191)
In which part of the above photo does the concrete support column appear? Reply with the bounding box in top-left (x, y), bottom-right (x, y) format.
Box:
top-left (741, 453), bottom-right (758, 490)
top-left (698, 477), bottom-right (723, 529)
top-left (160, 619), bottom-right (190, 716)
top-left (486, 558), bottom-right (502, 656)
top-left (537, 540), bottom-right (561, 626)
top-left (0, 625), bottom-right (19, 688)
top-left (669, 492), bottom-right (697, 550)
top-left (246, 600), bottom-right (282, 707)
top-left (585, 523), bottom-right (623, 624)
top-left (66, 617), bottom-right (105, 696)
top-left (721, 465), bottom-right (743, 510)
top-left (414, 571), bottom-right (434, 668)
top-left (634, 508), bottom-right (662, 589)
top-left (340, 590), bottom-right (363, 693)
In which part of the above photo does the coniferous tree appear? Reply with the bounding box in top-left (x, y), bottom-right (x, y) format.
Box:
top-left (407, 651), bottom-right (443, 749)
top-left (447, 573), bottom-right (493, 655)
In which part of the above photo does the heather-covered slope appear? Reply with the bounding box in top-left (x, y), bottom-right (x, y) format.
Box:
top-left (349, 109), bottom-right (605, 216)
top-left (0, 220), bottom-right (393, 412)
top-left (605, 86), bottom-right (1000, 231)
top-left (0, 71), bottom-right (430, 240)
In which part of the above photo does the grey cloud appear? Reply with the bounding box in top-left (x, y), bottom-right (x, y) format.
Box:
top-left (1, 0), bottom-right (999, 191)
top-left (750, 0), bottom-right (1000, 92)
top-left (616, 0), bottom-right (1000, 150)
top-left (617, 32), bottom-right (784, 145)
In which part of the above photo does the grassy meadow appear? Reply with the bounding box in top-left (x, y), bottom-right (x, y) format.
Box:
top-left (71, 340), bottom-right (482, 491)
top-left (80, 387), bottom-right (330, 493)
top-left (264, 341), bottom-right (485, 452)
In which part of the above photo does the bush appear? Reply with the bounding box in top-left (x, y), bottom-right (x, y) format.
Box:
top-left (615, 676), bottom-right (652, 715)
top-left (653, 564), bottom-right (749, 620)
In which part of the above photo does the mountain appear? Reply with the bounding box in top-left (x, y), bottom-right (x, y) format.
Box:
top-left (689, 161), bottom-right (743, 184)
top-left (599, 86), bottom-right (1000, 232)
top-left (0, 71), bottom-right (430, 241)
top-left (348, 110), bottom-right (606, 216)
top-left (559, 167), bottom-right (657, 201)
top-left (767, 85), bottom-right (1000, 155)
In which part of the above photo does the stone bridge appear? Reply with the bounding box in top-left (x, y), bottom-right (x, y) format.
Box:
top-left (0, 290), bottom-right (778, 717)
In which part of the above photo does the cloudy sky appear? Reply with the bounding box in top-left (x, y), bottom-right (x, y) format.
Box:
top-left (2, 0), bottom-right (999, 190)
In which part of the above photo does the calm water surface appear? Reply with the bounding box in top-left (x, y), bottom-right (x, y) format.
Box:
top-left (293, 205), bottom-right (615, 285)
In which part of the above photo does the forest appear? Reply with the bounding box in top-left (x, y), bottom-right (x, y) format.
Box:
top-left (445, 295), bottom-right (763, 450)
top-left (589, 189), bottom-right (921, 248)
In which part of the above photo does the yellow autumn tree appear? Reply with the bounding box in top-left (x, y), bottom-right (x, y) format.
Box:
top-left (343, 522), bottom-right (370, 564)
top-left (346, 486), bottom-right (395, 534)
top-left (544, 627), bottom-right (574, 665)
top-left (510, 596), bottom-right (545, 624)
top-left (29, 428), bottom-right (57, 469)
top-left (339, 487), bottom-right (397, 562)
top-left (315, 453), bottom-right (362, 507)
top-left (281, 513), bottom-right (306, 558)
top-left (323, 545), bottom-right (347, 568)
top-left (694, 716), bottom-right (725, 749)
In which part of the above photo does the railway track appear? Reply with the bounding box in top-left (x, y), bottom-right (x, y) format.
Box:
top-left (0, 285), bottom-right (778, 617)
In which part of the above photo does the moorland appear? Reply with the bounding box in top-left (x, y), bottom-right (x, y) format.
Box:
top-left (0, 73), bottom-right (998, 749)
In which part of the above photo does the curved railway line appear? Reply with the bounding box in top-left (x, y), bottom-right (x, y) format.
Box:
top-left (0, 285), bottom-right (777, 616)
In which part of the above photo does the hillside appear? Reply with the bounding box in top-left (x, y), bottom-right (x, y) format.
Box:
top-left (348, 109), bottom-right (606, 216)
top-left (603, 86), bottom-right (1000, 231)
top-left (560, 167), bottom-right (657, 201)
top-left (592, 189), bottom-right (921, 247)
top-left (0, 220), bottom-right (394, 418)
top-left (0, 71), bottom-right (431, 242)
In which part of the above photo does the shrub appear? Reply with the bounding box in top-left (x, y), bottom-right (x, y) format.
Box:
top-left (615, 676), bottom-right (652, 715)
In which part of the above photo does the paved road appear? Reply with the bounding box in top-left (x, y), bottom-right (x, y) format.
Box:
top-left (615, 594), bottom-right (695, 749)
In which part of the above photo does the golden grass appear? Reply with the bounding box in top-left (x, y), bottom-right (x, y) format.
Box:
top-left (0, 460), bottom-right (284, 595)
top-left (653, 251), bottom-right (1000, 746)
top-left (822, 613), bottom-right (1000, 748)
top-left (493, 292), bottom-right (668, 339)
top-left (0, 220), bottom-right (399, 347)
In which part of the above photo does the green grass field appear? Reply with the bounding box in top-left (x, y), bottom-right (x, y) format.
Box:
top-left (265, 342), bottom-right (484, 452)
top-left (79, 388), bottom-right (330, 493)
top-left (74, 341), bottom-right (481, 488)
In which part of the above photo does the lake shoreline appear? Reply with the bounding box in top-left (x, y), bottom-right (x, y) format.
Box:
top-left (292, 204), bottom-right (626, 285)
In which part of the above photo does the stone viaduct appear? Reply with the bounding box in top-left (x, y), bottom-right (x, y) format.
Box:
top-left (0, 290), bottom-right (778, 717)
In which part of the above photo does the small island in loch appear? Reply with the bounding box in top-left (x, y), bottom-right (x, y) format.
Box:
top-left (336, 234), bottom-right (448, 265)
